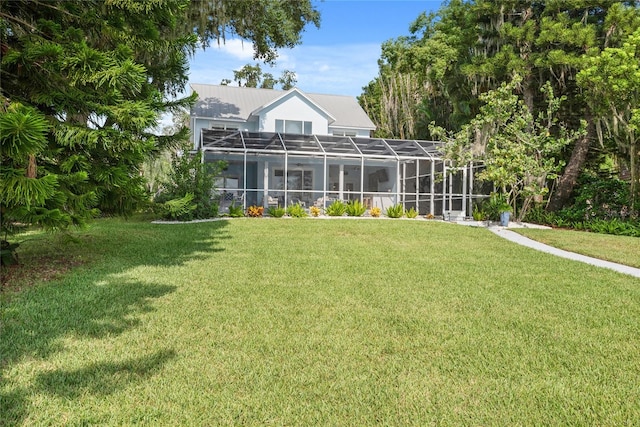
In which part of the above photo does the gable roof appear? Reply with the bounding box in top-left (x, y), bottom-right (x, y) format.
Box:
top-left (190, 83), bottom-right (376, 130)
top-left (249, 87), bottom-right (336, 123)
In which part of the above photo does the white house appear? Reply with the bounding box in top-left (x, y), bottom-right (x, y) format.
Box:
top-left (190, 83), bottom-right (483, 217)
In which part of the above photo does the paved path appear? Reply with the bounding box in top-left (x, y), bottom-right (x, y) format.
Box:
top-left (489, 226), bottom-right (640, 279)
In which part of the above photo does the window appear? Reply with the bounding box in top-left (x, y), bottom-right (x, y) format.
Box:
top-left (332, 130), bottom-right (357, 137)
top-left (210, 123), bottom-right (239, 130)
top-left (273, 169), bottom-right (312, 191)
top-left (275, 119), bottom-right (312, 135)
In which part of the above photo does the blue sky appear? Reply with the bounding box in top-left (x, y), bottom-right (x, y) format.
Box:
top-left (188, 1), bottom-right (444, 98)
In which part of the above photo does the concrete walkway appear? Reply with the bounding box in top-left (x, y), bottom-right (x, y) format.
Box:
top-left (488, 226), bottom-right (640, 279)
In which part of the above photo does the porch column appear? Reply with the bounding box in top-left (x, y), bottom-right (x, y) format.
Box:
top-left (323, 155), bottom-right (327, 208)
top-left (430, 161), bottom-right (435, 216)
top-left (263, 161), bottom-right (269, 209)
top-left (360, 157), bottom-right (365, 203)
top-left (469, 162), bottom-right (474, 216)
top-left (448, 168), bottom-right (453, 214)
top-left (339, 164), bottom-right (344, 201)
top-left (284, 153), bottom-right (289, 207)
top-left (416, 161), bottom-right (420, 214)
top-left (462, 165), bottom-right (468, 217)
top-left (396, 160), bottom-right (401, 206)
top-left (442, 161), bottom-right (448, 216)
top-left (402, 162), bottom-right (407, 208)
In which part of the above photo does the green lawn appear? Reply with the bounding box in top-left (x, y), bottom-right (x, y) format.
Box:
top-left (2, 218), bottom-right (640, 425)
top-left (515, 227), bottom-right (640, 269)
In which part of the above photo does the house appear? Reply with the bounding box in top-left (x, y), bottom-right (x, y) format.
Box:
top-left (190, 83), bottom-right (483, 217)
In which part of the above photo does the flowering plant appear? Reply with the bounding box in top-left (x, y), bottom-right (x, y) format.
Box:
top-left (247, 205), bottom-right (264, 217)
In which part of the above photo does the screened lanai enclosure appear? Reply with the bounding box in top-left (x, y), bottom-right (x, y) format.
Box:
top-left (200, 129), bottom-right (490, 218)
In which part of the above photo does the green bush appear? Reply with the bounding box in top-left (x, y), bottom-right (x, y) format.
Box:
top-left (386, 204), bottom-right (404, 218)
top-left (286, 203), bottom-right (307, 218)
top-left (561, 173), bottom-right (638, 222)
top-left (162, 193), bottom-right (197, 221)
top-left (582, 219), bottom-right (640, 237)
top-left (523, 205), bottom-right (556, 225)
top-left (406, 207), bottom-right (418, 218)
top-left (483, 193), bottom-right (512, 221)
top-left (267, 205), bottom-right (286, 218)
top-left (325, 200), bottom-right (347, 216)
top-left (228, 203), bottom-right (244, 217)
top-left (472, 203), bottom-right (488, 221)
top-left (155, 145), bottom-right (225, 220)
top-left (346, 200), bottom-right (366, 217)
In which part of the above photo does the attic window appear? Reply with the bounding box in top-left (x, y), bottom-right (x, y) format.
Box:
top-left (276, 119), bottom-right (312, 135)
top-left (333, 130), bottom-right (357, 137)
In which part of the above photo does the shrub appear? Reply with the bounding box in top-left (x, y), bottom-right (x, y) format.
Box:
top-left (523, 205), bottom-right (556, 225)
top-left (369, 206), bottom-right (381, 217)
top-left (155, 144), bottom-right (225, 220)
top-left (386, 204), bottom-right (404, 218)
top-left (325, 200), bottom-right (347, 216)
top-left (472, 203), bottom-right (487, 221)
top-left (583, 218), bottom-right (640, 237)
top-left (267, 205), bottom-right (286, 218)
top-left (310, 206), bottom-right (322, 217)
top-left (483, 193), bottom-right (511, 221)
top-left (162, 193), bottom-right (197, 221)
top-left (286, 203), bottom-right (307, 218)
top-left (406, 207), bottom-right (418, 218)
top-left (425, 213), bottom-right (435, 219)
top-left (562, 173), bottom-right (638, 222)
top-left (228, 203), bottom-right (244, 217)
top-left (346, 200), bottom-right (366, 217)
top-left (247, 205), bottom-right (264, 217)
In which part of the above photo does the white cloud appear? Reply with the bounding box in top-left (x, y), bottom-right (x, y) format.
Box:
top-left (214, 39), bottom-right (255, 60)
top-left (188, 40), bottom-right (383, 97)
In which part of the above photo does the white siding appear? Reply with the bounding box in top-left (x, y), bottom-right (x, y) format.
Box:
top-left (259, 95), bottom-right (329, 134)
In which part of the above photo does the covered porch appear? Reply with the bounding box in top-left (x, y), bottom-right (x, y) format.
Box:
top-left (200, 129), bottom-right (488, 217)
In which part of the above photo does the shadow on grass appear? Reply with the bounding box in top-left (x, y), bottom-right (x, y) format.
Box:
top-left (35, 349), bottom-right (177, 398)
top-left (0, 219), bottom-right (230, 426)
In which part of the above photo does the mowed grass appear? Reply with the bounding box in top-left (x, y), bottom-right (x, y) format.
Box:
top-left (515, 227), bottom-right (640, 269)
top-left (2, 218), bottom-right (640, 426)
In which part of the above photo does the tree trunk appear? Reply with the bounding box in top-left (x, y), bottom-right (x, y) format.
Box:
top-left (27, 154), bottom-right (37, 178)
top-left (547, 115), bottom-right (595, 212)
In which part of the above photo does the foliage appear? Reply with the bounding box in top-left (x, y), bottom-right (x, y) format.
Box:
top-left (310, 206), bottom-right (322, 217)
top-left (227, 63), bottom-right (298, 90)
top-left (155, 146), bottom-right (223, 220)
top-left (227, 203), bottom-right (244, 218)
top-left (425, 213), bottom-right (435, 219)
top-left (0, 0), bottom-right (320, 264)
top-left (267, 205), bottom-right (286, 218)
top-left (1, 240), bottom-right (20, 266)
top-left (472, 203), bottom-right (487, 221)
top-left (325, 200), bottom-right (347, 217)
top-left (187, 1), bottom-right (320, 63)
top-left (161, 193), bottom-right (197, 221)
top-left (369, 206), bottom-right (382, 217)
top-left (385, 204), bottom-right (404, 218)
top-left (559, 173), bottom-right (638, 223)
top-left (432, 76), bottom-right (584, 221)
top-left (405, 207), bottom-right (418, 219)
top-left (247, 205), bottom-right (264, 217)
top-left (577, 28), bottom-right (640, 207)
top-left (345, 200), bottom-right (366, 217)
top-left (0, 102), bottom-right (97, 265)
top-left (362, 1), bottom-right (640, 210)
top-left (580, 219), bottom-right (640, 237)
top-left (286, 203), bottom-right (307, 218)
